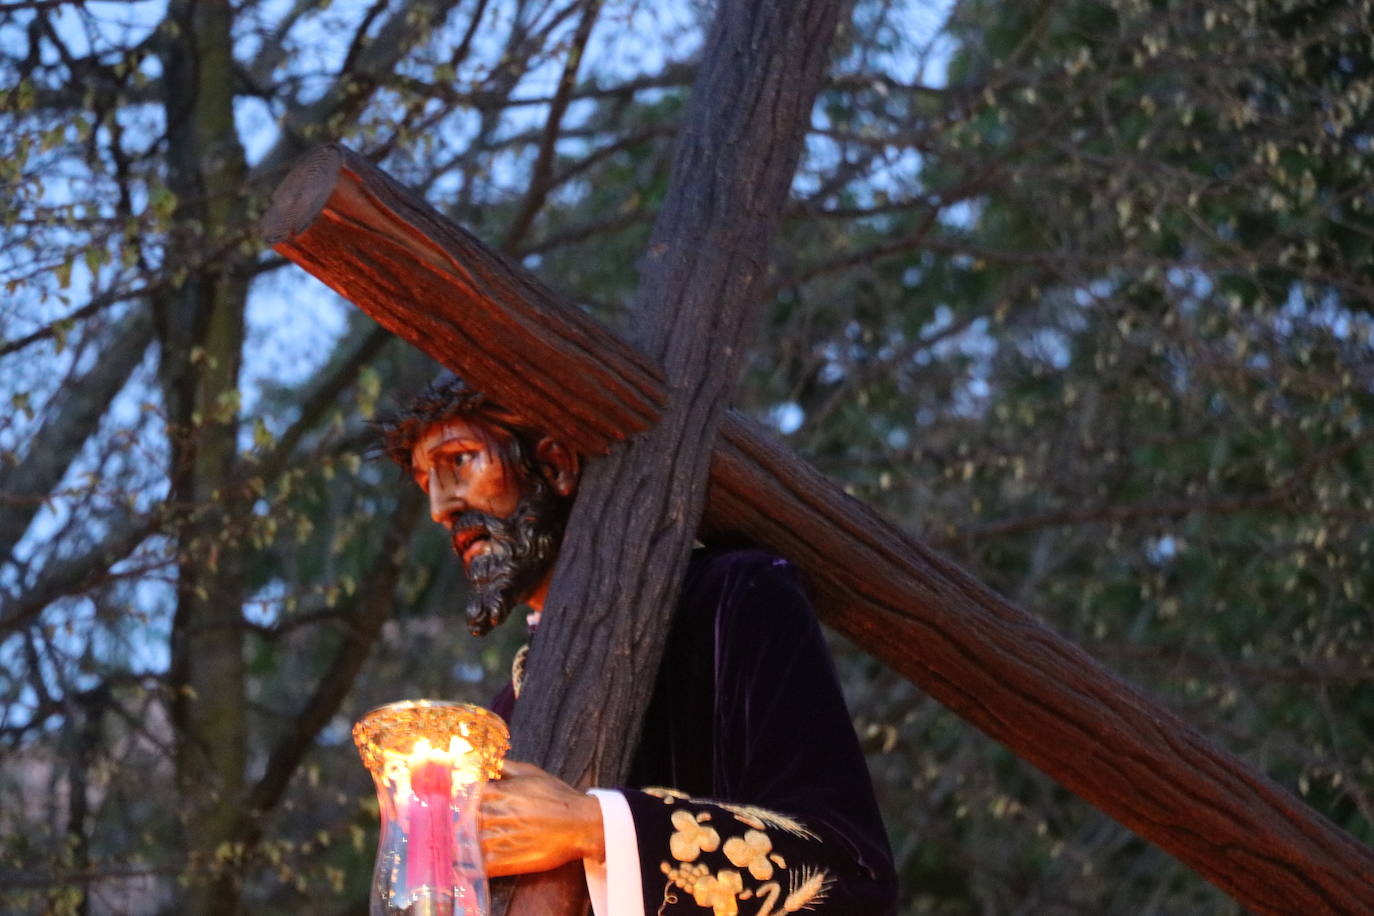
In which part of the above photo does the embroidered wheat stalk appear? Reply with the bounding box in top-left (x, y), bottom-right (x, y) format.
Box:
top-left (782, 866), bottom-right (830, 912)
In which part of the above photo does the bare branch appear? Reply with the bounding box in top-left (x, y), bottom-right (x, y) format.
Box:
top-left (249, 0), bottom-right (467, 183)
top-left (253, 323), bottom-right (392, 485)
top-left (501, 0), bottom-right (605, 250)
top-left (0, 286), bottom-right (157, 358)
top-left (943, 430), bottom-right (1374, 545)
top-left (0, 511), bottom-right (161, 639)
top-left (235, 488), bottom-right (424, 848)
top-left (0, 1), bottom-right (134, 14)
top-left (0, 310), bottom-right (153, 563)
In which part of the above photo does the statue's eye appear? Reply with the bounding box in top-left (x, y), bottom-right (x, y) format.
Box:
top-left (443, 450), bottom-right (475, 471)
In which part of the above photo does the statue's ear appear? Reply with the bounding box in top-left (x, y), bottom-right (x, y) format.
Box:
top-left (534, 437), bottom-right (579, 497)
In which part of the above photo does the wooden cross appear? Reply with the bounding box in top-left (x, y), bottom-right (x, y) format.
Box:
top-left (261, 2), bottom-right (1374, 912)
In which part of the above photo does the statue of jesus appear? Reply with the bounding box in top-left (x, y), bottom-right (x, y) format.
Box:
top-left (381, 373), bottom-right (898, 915)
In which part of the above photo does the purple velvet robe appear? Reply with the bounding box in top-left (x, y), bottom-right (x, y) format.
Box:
top-left (496, 547), bottom-right (898, 914)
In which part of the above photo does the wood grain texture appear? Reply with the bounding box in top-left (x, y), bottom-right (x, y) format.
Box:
top-left (263, 144), bottom-right (664, 457)
top-left (497, 0), bottom-right (849, 912)
top-left (710, 419), bottom-right (1374, 913)
top-left (262, 93), bottom-right (1374, 916)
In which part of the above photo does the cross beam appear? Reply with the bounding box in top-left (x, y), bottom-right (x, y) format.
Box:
top-left (263, 143), bottom-right (1374, 913)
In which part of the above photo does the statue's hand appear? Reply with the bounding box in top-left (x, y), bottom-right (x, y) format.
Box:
top-left (479, 759), bottom-right (606, 877)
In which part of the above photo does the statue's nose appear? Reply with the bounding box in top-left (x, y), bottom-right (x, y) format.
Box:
top-left (428, 477), bottom-right (464, 524)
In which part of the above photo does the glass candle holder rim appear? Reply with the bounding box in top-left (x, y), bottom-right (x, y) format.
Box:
top-left (358, 697), bottom-right (504, 716)
top-left (352, 699), bottom-right (509, 782)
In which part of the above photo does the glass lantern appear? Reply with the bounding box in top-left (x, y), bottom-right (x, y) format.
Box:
top-left (352, 700), bottom-right (509, 916)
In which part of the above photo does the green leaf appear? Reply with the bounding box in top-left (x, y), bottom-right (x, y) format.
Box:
top-left (148, 185), bottom-right (178, 221)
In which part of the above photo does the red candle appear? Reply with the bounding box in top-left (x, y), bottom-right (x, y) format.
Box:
top-left (404, 749), bottom-right (456, 894)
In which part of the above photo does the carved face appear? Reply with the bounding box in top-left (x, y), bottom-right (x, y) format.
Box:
top-left (410, 418), bottom-right (570, 636)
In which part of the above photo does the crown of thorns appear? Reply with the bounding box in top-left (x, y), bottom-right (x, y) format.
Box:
top-left (375, 373), bottom-right (538, 472)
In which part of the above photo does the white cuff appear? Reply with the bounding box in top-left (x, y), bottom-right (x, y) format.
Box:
top-left (584, 788), bottom-right (644, 916)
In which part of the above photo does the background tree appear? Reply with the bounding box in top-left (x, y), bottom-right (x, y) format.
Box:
top-left (1, 0), bottom-right (1369, 914)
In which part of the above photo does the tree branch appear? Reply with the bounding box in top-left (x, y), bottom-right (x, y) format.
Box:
top-left (249, 0), bottom-right (466, 184)
top-left (0, 511), bottom-right (161, 640)
top-left (253, 323), bottom-right (393, 486)
top-left (234, 488), bottom-right (424, 850)
top-left (0, 285), bottom-right (157, 358)
top-left (944, 429), bottom-right (1374, 545)
top-left (500, 0), bottom-right (603, 251)
top-left (0, 310), bottom-right (153, 563)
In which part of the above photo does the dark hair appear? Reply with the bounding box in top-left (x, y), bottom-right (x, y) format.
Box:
top-left (375, 373), bottom-right (545, 478)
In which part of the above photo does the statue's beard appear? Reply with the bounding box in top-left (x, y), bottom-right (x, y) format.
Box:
top-left (449, 476), bottom-right (568, 637)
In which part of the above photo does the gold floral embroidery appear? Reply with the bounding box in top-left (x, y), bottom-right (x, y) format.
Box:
top-left (724, 829), bottom-right (775, 880)
top-left (669, 809), bottom-right (721, 862)
top-left (691, 868), bottom-right (744, 916)
top-left (661, 862), bottom-right (743, 916)
top-left (659, 862), bottom-right (709, 916)
top-left (659, 854), bottom-right (831, 914)
top-left (651, 789), bottom-right (830, 914)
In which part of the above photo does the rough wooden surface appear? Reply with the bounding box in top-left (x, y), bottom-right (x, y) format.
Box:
top-left (263, 143), bottom-right (665, 458)
top-left (711, 420), bottom-right (1374, 913)
top-left (496, 0), bottom-right (850, 911)
top-left (265, 143), bottom-right (1374, 916)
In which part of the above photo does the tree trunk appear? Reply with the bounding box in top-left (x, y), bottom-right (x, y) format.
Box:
top-left (160, 2), bottom-right (251, 912)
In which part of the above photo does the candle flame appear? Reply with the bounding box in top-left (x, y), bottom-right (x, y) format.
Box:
top-left (381, 734), bottom-right (484, 798)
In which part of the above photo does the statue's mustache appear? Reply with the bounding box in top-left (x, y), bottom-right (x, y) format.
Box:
top-left (448, 510), bottom-right (516, 573)
top-left (444, 475), bottom-right (571, 637)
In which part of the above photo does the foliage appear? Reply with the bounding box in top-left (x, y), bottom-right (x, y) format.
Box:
top-left (0, 0), bottom-right (1370, 913)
